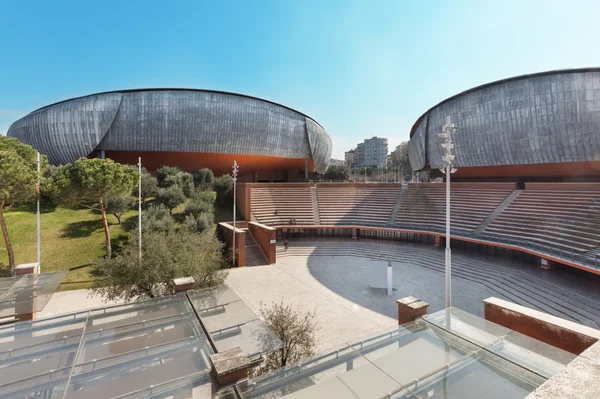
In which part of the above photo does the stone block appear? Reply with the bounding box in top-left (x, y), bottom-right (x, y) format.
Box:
top-left (173, 277), bottom-right (195, 294)
top-left (397, 296), bottom-right (429, 325)
top-left (210, 347), bottom-right (249, 386)
top-left (15, 262), bottom-right (39, 275)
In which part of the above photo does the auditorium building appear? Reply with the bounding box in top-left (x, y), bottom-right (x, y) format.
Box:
top-left (408, 68), bottom-right (600, 183)
top-left (7, 89), bottom-right (332, 182)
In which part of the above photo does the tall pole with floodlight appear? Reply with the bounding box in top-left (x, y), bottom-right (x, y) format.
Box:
top-left (439, 121), bottom-right (458, 308)
top-left (36, 152), bottom-right (41, 274)
top-left (138, 157), bottom-right (142, 261)
top-left (232, 161), bottom-right (239, 267)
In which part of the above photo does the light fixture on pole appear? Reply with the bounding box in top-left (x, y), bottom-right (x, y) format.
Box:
top-left (439, 121), bottom-right (458, 309)
top-left (36, 152), bottom-right (41, 274)
top-left (232, 161), bottom-right (239, 267)
top-left (138, 157), bottom-right (142, 262)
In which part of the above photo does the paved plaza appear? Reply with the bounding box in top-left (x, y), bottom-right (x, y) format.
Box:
top-left (39, 237), bottom-right (600, 353)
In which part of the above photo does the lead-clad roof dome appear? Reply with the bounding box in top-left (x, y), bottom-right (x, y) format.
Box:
top-left (408, 68), bottom-right (600, 171)
top-left (8, 89), bottom-right (332, 174)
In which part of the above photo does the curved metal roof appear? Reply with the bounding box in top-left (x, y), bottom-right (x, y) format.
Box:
top-left (31, 88), bottom-right (325, 130)
top-left (8, 89), bottom-right (332, 173)
top-left (408, 67), bottom-right (600, 171)
top-left (409, 67), bottom-right (600, 137)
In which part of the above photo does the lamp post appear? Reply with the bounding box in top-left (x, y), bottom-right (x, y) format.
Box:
top-left (138, 157), bottom-right (142, 261)
top-left (439, 121), bottom-right (458, 308)
top-left (232, 161), bottom-right (239, 267)
top-left (36, 152), bottom-right (41, 274)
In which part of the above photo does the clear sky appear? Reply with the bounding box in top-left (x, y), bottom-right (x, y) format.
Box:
top-left (1, 0), bottom-right (600, 159)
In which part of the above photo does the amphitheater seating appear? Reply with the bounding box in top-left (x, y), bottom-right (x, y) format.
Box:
top-left (317, 185), bottom-right (400, 226)
top-left (484, 190), bottom-right (600, 254)
top-left (393, 185), bottom-right (514, 234)
top-left (250, 186), bottom-right (314, 226)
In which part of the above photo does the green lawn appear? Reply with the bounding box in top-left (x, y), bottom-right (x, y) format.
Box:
top-left (0, 202), bottom-right (135, 290)
top-left (0, 198), bottom-right (238, 290)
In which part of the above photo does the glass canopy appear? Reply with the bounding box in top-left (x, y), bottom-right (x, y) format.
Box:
top-left (0, 271), bottom-right (67, 321)
top-left (0, 284), bottom-right (285, 398)
top-left (233, 307), bottom-right (576, 399)
top-left (188, 286), bottom-right (283, 358)
top-left (0, 295), bottom-right (216, 398)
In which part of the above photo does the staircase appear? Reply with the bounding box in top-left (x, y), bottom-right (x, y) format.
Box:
top-left (473, 190), bottom-right (522, 235)
top-left (387, 186), bottom-right (407, 227)
top-left (244, 230), bottom-right (269, 266)
top-left (311, 187), bottom-right (321, 225)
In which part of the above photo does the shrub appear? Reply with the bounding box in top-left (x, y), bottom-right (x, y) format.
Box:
top-left (183, 213), bottom-right (212, 234)
top-left (256, 301), bottom-right (319, 374)
top-left (132, 166), bottom-right (158, 202)
top-left (164, 171), bottom-right (194, 197)
top-left (185, 198), bottom-right (213, 218)
top-left (106, 195), bottom-right (135, 224)
top-left (214, 174), bottom-right (234, 205)
top-left (156, 166), bottom-right (182, 186)
top-left (92, 229), bottom-right (228, 301)
top-left (156, 185), bottom-right (186, 214)
top-left (140, 204), bottom-right (173, 233)
top-left (193, 168), bottom-right (214, 189)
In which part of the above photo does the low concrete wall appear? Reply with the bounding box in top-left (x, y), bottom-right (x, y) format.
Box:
top-left (526, 340), bottom-right (600, 398)
top-left (236, 183), bottom-right (251, 221)
top-left (248, 222), bottom-right (276, 264)
top-left (217, 222), bottom-right (246, 267)
top-left (484, 297), bottom-right (600, 355)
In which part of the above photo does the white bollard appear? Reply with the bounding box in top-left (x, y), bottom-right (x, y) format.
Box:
top-left (387, 260), bottom-right (393, 296)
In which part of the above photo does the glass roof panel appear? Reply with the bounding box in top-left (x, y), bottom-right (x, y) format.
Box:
top-left (488, 330), bottom-right (576, 378)
top-left (0, 295), bottom-right (218, 398)
top-left (399, 349), bottom-right (546, 399)
top-left (187, 286), bottom-right (283, 358)
top-left (210, 318), bottom-right (286, 359)
top-left (235, 313), bottom-right (557, 399)
top-left (425, 307), bottom-right (512, 347)
top-left (424, 307), bottom-right (576, 378)
top-left (0, 271), bottom-right (67, 320)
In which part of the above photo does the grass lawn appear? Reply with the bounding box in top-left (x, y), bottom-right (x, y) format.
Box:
top-left (1, 197), bottom-right (239, 290)
top-left (0, 202), bottom-right (135, 290)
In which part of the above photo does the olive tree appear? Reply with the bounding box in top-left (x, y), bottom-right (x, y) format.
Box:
top-left (132, 166), bottom-right (158, 202)
top-left (193, 168), bottom-right (214, 189)
top-left (214, 174), bottom-right (233, 205)
top-left (106, 195), bottom-right (135, 224)
top-left (257, 301), bottom-right (319, 374)
top-left (0, 137), bottom-right (48, 275)
top-left (52, 158), bottom-right (137, 259)
top-left (92, 230), bottom-right (228, 301)
top-left (156, 185), bottom-right (186, 215)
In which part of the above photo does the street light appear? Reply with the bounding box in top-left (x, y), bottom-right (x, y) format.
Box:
top-left (439, 121), bottom-right (458, 308)
top-left (232, 161), bottom-right (239, 267)
top-left (138, 157), bottom-right (142, 262)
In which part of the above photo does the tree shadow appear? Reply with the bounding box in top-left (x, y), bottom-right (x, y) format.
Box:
top-left (0, 263), bottom-right (9, 278)
top-left (120, 213), bottom-right (138, 232)
top-left (61, 220), bottom-right (101, 238)
top-left (3, 200), bottom-right (57, 215)
top-left (111, 232), bottom-right (130, 256)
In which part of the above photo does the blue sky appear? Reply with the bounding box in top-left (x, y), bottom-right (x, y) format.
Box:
top-left (1, 0), bottom-right (600, 159)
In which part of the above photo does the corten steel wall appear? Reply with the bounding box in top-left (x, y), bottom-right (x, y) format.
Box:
top-left (408, 69), bottom-right (600, 177)
top-left (484, 298), bottom-right (600, 355)
top-left (7, 89), bottom-right (332, 174)
top-left (248, 222), bottom-right (276, 264)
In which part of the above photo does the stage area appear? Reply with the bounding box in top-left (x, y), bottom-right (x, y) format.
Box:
top-left (227, 237), bottom-right (600, 351)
